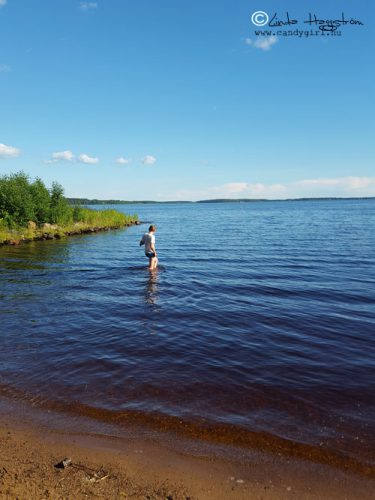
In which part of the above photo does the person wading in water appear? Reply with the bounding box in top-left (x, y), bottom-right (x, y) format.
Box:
top-left (140, 225), bottom-right (158, 270)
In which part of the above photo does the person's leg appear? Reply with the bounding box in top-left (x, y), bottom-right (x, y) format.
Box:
top-left (148, 256), bottom-right (153, 270)
top-left (148, 255), bottom-right (157, 270)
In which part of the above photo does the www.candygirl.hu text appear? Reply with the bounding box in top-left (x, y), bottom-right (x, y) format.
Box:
top-left (254, 29), bottom-right (342, 38)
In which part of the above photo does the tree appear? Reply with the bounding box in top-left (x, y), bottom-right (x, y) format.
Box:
top-left (30, 177), bottom-right (51, 224)
top-left (49, 182), bottom-right (73, 225)
top-left (0, 172), bottom-right (35, 227)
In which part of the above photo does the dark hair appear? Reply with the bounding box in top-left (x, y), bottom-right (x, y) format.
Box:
top-left (149, 225), bottom-right (156, 232)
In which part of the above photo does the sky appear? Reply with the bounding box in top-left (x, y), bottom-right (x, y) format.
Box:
top-left (0, 0), bottom-right (374, 200)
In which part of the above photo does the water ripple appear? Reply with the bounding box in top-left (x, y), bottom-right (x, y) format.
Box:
top-left (0, 199), bottom-right (375, 464)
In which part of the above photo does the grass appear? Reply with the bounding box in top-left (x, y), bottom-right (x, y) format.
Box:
top-left (0, 208), bottom-right (138, 246)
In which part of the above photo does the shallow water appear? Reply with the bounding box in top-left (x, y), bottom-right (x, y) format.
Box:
top-left (1, 200), bottom-right (375, 466)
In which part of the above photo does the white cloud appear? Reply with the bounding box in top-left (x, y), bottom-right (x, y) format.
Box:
top-left (245, 36), bottom-right (278, 51)
top-left (142, 155), bottom-right (157, 165)
top-left (79, 153), bottom-right (99, 164)
top-left (116, 157), bottom-right (131, 165)
top-left (79, 2), bottom-right (98, 11)
top-left (214, 182), bottom-right (286, 198)
top-left (346, 177), bottom-right (373, 189)
top-left (0, 143), bottom-right (20, 159)
top-left (293, 176), bottom-right (375, 196)
top-left (44, 150), bottom-right (75, 164)
top-left (221, 182), bottom-right (248, 193)
top-left (53, 150), bottom-right (75, 161)
top-left (45, 150), bottom-right (99, 165)
top-left (169, 182), bottom-right (286, 201)
top-left (295, 178), bottom-right (341, 187)
top-left (294, 176), bottom-right (374, 190)
top-left (167, 176), bottom-right (375, 201)
top-left (0, 0), bottom-right (7, 8)
top-left (0, 64), bottom-right (10, 72)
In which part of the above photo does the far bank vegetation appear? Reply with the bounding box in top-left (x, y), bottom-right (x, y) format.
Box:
top-left (0, 172), bottom-right (138, 245)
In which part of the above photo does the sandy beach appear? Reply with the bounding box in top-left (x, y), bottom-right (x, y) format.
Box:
top-left (0, 398), bottom-right (374, 500)
top-left (1, 0), bottom-right (373, 497)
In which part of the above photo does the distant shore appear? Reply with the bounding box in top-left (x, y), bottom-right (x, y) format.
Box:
top-left (68, 196), bottom-right (375, 205)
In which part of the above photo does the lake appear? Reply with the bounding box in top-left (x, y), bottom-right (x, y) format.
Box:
top-left (1, 199), bottom-right (374, 469)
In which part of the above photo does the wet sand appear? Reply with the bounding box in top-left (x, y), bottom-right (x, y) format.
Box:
top-left (0, 400), bottom-right (374, 499)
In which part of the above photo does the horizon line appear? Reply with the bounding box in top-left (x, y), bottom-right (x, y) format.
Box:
top-left (66, 196), bottom-right (375, 204)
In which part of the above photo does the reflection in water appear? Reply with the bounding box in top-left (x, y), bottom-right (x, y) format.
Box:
top-left (0, 240), bottom-right (70, 272)
top-left (144, 269), bottom-right (159, 306)
top-left (0, 240), bottom-right (71, 299)
top-left (140, 268), bottom-right (161, 337)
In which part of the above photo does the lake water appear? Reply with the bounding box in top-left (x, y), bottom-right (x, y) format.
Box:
top-left (1, 200), bottom-right (374, 469)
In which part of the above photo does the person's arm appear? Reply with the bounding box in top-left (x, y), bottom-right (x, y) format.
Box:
top-left (150, 235), bottom-right (157, 255)
top-left (139, 235), bottom-right (145, 246)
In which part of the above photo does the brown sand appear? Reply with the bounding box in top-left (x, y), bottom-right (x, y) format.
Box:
top-left (1, 408), bottom-right (375, 500)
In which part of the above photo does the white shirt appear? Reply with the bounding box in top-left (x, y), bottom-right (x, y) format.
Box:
top-left (141, 232), bottom-right (155, 254)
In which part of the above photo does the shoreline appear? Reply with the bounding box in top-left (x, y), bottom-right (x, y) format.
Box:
top-left (1, 397), bottom-right (375, 499)
top-left (0, 220), bottom-right (141, 247)
top-left (0, 384), bottom-right (374, 480)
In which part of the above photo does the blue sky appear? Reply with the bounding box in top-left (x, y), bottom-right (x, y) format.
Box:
top-left (0, 0), bottom-right (374, 200)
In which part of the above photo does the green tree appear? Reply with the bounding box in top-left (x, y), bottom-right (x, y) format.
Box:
top-left (0, 172), bottom-right (35, 227)
top-left (49, 182), bottom-right (73, 225)
top-left (30, 177), bottom-right (51, 224)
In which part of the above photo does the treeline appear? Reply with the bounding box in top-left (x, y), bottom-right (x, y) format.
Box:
top-left (0, 172), bottom-right (73, 228)
top-left (0, 172), bottom-right (138, 234)
top-left (68, 198), bottom-right (134, 205)
top-left (72, 198), bottom-right (195, 204)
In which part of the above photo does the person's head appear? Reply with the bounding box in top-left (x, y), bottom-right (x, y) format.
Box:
top-left (149, 225), bottom-right (156, 233)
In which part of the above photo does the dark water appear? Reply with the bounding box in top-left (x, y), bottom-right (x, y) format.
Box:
top-left (1, 200), bottom-right (375, 467)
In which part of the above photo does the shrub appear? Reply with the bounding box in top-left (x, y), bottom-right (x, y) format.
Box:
top-left (73, 205), bottom-right (85, 222)
top-left (0, 172), bottom-right (36, 226)
top-left (30, 177), bottom-right (51, 224)
top-left (49, 181), bottom-right (73, 225)
top-left (0, 172), bottom-right (138, 245)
